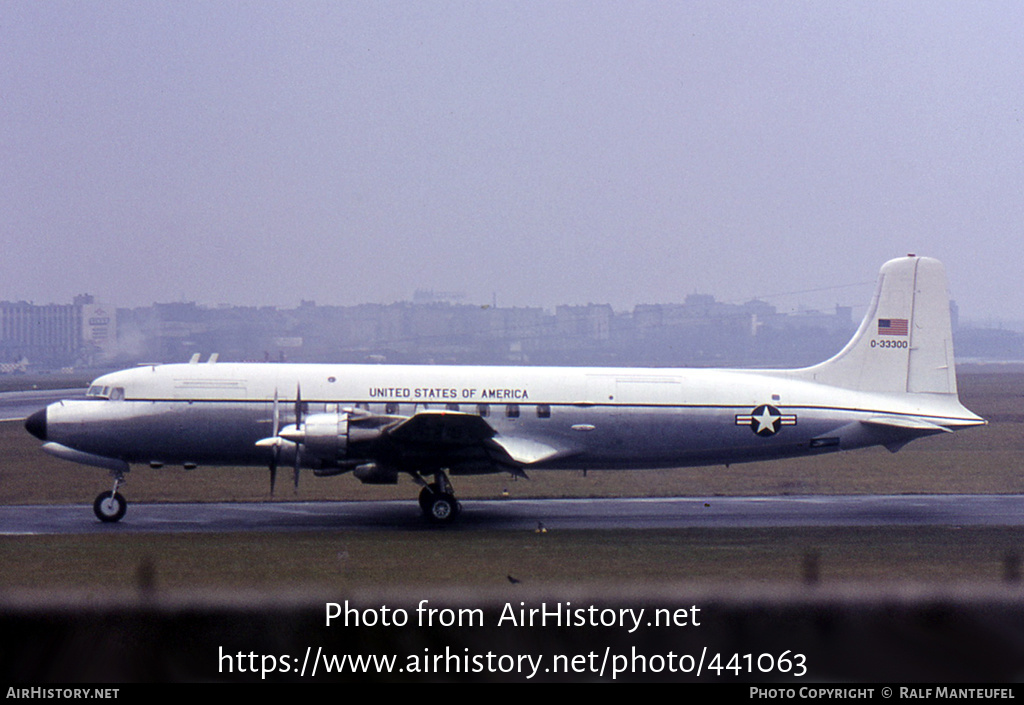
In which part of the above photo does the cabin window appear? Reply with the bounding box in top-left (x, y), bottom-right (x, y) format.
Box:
top-left (536, 404), bottom-right (551, 418)
top-left (506, 404), bottom-right (519, 418)
top-left (110, 387), bottom-right (125, 401)
top-left (477, 404), bottom-right (489, 417)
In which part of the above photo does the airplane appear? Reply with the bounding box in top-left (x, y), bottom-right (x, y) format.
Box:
top-left (24, 255), bottom-right (985, 524)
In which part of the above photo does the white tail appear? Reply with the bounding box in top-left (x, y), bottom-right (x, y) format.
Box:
top-left (791, 255), bottom-right (958, 394)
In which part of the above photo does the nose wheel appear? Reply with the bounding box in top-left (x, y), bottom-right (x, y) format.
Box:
top-left (94, 474), bottom-right (127, 523)
top-left (93, 491), bottom-right (126, 522)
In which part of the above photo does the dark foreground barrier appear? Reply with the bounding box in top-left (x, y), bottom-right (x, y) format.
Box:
top-left (3, 585), bottom-right (1024, 683)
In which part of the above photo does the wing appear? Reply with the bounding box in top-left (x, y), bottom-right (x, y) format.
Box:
top-left (381, 410), bottom-right (570, 476)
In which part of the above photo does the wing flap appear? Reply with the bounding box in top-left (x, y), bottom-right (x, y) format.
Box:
top-left (488, 435), bottom-right (564, 465)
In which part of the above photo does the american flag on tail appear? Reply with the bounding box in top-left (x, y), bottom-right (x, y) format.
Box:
top-left (877, 318), bottom-right (908, 336)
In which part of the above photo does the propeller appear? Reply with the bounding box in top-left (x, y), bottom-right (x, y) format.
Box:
top-left (269, 388), bottom-right (280, 494)
top-left (293, 384), bottom-right (303, 492)
top-left (255, 384), bottom-right (306, 495)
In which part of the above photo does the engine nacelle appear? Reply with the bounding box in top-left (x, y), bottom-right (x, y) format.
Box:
top-left (284, 412), bottom-right (381, 462)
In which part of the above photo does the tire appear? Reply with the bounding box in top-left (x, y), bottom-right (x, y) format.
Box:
top-left (418, 483), bottom-right (441, 513)
top-left (93, 491), bottom-right (127, 523)
top-left (426, 493), bottom-right (458, 524)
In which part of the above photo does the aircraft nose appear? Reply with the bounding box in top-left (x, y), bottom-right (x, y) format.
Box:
top-left (25, 408), bottom-right (47, 441)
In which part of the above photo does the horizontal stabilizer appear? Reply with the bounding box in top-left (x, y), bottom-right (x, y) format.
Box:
top-left (863, 416), bottom-right (952, 453)
top-left (861, 416), bottom-right (953, 434)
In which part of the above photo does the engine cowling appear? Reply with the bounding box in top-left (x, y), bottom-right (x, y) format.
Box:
top-left (279, 412), bottom-right (381, 462)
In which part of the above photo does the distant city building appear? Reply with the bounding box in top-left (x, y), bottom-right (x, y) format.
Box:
top-left (0, 300), bottom-right (80, 367)
top-left (413, 289), bottom-right (466, 304)
top-left (79, 297), bottom-right (117, 365)
top-left (5, 291), bottom-right (1015, 372)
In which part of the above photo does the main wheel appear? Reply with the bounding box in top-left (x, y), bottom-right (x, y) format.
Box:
top-left (426, 492), bottom-right (459, 524)
top-left (418, 483), bottom-right (441, 513)
top-left (93, 491), bottom-right (127, 523)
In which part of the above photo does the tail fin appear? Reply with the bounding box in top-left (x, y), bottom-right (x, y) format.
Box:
top-left (793, 255), bottom-right (958, 394)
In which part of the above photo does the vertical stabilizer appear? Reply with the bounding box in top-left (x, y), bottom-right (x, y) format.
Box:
top-left (794, 256), bottom-right (957, 394)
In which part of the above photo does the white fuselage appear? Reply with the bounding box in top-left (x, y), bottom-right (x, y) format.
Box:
top-left (39, 361), bottom-right (982, 473)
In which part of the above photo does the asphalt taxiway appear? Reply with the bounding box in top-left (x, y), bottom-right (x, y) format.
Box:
top-left (4, 494), bottom-right (1024, 534)
top-left (0, 388), bottom-right (83, 422)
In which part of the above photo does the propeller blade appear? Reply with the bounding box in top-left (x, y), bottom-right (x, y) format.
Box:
top-left (272, 388), bottom-right (280, 436)
top-left (270, 389), bottom-right (280, 495)
top-left (293, 384), bottom-right (302, 493)
top-left (270, 448), bottom-right (279, 495)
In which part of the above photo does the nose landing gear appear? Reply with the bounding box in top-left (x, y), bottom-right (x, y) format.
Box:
top-left (94, 472), bottom-right (127, 523)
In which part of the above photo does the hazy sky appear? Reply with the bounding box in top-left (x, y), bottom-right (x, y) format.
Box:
top-left (3, 2), bottom-right (1022, 320)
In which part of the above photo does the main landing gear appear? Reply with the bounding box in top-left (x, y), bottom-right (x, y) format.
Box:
top-left (94, 472), bottom-right (127, 523)
top-left (416, 471), bottom-right (461, 524)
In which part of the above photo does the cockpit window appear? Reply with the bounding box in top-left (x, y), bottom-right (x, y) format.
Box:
top-left (86, 385), bottom-right (125, 400)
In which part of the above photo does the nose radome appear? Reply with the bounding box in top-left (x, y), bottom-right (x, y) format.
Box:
top-left (24, 408), bottom-right (47, 441)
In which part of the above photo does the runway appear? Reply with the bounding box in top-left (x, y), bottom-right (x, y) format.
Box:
top-left (0, 388), bottom-right (83, 422)
top-left (4, 494), bottom-right (1024, 534)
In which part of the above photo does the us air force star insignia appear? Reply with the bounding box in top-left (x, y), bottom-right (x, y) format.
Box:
top-left (735, 404), bottom-right (798, 437)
